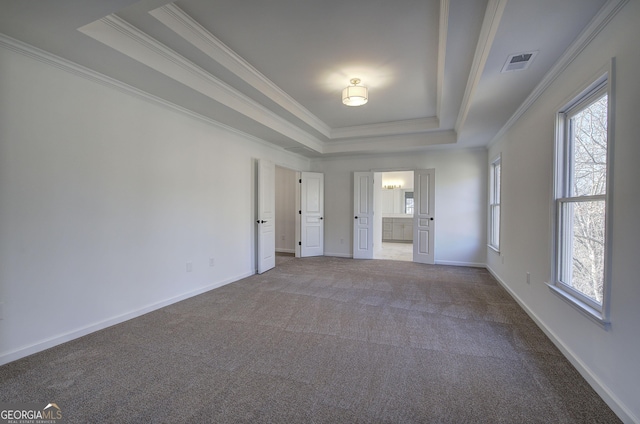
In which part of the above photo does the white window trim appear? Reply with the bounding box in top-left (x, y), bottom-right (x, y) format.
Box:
top-left (549, 60), bottom-right (615, 328)
top-left (488, 154), bottom-right (501, 253)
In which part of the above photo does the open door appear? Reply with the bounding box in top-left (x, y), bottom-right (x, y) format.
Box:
top-left (300, 172), bottom-right (324, 257)
top-left (353, 172), bottom-right (374, 259)
top-left (257, 159), bottom-right (276, 273)
top-left (413, 169), bottom-right (435, 264)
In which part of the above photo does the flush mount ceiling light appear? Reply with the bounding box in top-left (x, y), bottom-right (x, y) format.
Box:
top-left (342, 78), bottom-right (368, 106)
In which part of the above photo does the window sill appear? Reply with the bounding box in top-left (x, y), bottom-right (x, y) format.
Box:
top-left (488, 245), bottom-right (500, 254)
top-left (547, 283), bottom-right (610, 330)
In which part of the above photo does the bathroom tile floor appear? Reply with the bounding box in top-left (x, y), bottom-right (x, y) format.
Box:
top-left (374, 242), bottom-right (413, 262)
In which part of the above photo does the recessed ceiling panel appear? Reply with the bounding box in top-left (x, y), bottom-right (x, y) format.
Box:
top-left (175, 0), bottom-right (440, 128)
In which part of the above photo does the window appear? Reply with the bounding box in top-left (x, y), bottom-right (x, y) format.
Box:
top-left (404, 191), bottom-right (414, 215)
top-left (553, 72), bottom-right (611, 324)
top-left (489, 155), bottom-right (501, 251)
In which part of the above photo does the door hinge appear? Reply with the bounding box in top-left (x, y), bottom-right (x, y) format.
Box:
top-left (298, 241), bottom-right (302, 246)
top-left (299, 179), bottom-right (302, 183)
top-left (299, 210), bottom-right (302, 214)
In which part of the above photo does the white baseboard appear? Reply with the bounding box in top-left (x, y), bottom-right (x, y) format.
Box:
top-left (322, 255), bottom-right (485, 265)
top-left (435, 260), bottom-right (486, 268)
top-left (323, 252), bottom-right (353, 258)
top-left (0, 270), bottom-right (254, 366)
top-left (276, 248), bottom-right (295, 254)
top-left (486, 265), bottom-right (636, 424)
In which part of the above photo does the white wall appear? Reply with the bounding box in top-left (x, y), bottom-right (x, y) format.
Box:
top-left (486, 2), bottom-right (640, 421)
top-left (275, 166), bottom-right (297, 253)
top-left (0, 41), bottom-right (309, 364)
top-left (312, 149), bottom-right (487, 265)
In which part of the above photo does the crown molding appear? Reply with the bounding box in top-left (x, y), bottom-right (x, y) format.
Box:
top-left (454, 0), bottom-right (507, 132)
top-left (149, 3), bottom-right (332, 139)
top-left (75, 9), bottom-right (460, 156)
top-left (331, 117), bottom-right (440, 140)
top-left (1, 29), bottom-right (455, 159)
top-left (151, 3), bottom-right (448, 144)
top-left (78, 14), bottom-right (325, 154)
top-left (323, 130), bottom-right (457, 155)
top-left (0, 33), bottom-right (312, 162)
top-left (488, 0), bottom-right (630, 147)
top-left (436, 0), bottom-right (450, 119)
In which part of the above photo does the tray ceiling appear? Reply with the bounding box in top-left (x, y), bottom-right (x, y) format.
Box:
top-left (0, 0), bottom-right (610, 156)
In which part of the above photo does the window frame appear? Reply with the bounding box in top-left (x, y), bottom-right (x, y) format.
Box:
top-left (488, 154), bottom-right (501, 252)
top-left (551, 66), bottom-right (613, 328)
top-left (404, 191), bottom-right (414, 215)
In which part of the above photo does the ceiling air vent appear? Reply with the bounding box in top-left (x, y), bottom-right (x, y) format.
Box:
top-left (501, 51), bottom-right (538, 73)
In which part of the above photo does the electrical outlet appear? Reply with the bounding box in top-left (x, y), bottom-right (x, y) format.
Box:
top-left (186, 262), bottom-right (193, 272)
top-left (209, 258), bottom-right (215, 267)
top-left (526, 272), bottom-right (531, 284)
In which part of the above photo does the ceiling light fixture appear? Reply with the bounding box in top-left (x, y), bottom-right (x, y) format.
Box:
top-left (342, 78), bottom-right (368, 106)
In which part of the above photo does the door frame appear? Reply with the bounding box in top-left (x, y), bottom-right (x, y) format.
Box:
top-left (264, 164), bottom-right (325, 268)
top-left (367, 168), bottom-right (436, 263)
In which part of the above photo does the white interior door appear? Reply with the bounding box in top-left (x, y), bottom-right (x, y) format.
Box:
top-left (300, 172), bottom-right (324, 257)
top-left (413, 169), bottom-right (435, 264)
top-left (257, 159), bottom-right (276, 273)
top-left (353, 172), bottom-right (374, 259)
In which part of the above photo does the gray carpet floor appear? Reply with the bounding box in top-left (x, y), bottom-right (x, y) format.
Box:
top-left (0, 256), bottom-right (621, 423)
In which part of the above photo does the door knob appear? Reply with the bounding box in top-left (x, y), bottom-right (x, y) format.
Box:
top-left (320, 217), bottom-right (324, 220)
top-left (354, 216), bottom-right (358, 219)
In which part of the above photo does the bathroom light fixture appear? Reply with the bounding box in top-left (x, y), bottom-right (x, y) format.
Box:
top-left (342, 78), bottom-right (368, 106)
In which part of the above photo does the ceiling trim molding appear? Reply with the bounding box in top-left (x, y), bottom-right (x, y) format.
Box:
top-left (436, 0), bottom-right (450, 119)
top-left (488, 0), bottom-right (630, 147)
top-left (315, 144), bottom-right (486, 162)
top-left (454, 0), bottom-right (507, 133)
top-left (331, 117), bottom-right (440, 140)
top-left (149, 3), bottom-right (332, 139)
top-left (78, 14), bottom-right (325, 153)
top-left (323, 130), bottom-right (457, 155)
top-left (0, 33), bottom-right (311, 162)
top-left (4, 23), bottom-right (455, 159)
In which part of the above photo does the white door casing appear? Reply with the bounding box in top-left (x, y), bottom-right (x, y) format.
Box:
top-left (257, 159), bottom-right (276, 273)
top-left (300, 172), bottom-right (324, 257)
top-left (353, 172), bottom-right (374, 259)
top-left (413, 169), bottom-right (435, 264)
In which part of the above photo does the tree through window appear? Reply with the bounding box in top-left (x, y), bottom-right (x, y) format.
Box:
top-left (567, 94), bottom-right (607, 302)
top-left (554, 73), bottom-right (611, 321)
top-left (489, 155), bottom-right (501, 251)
